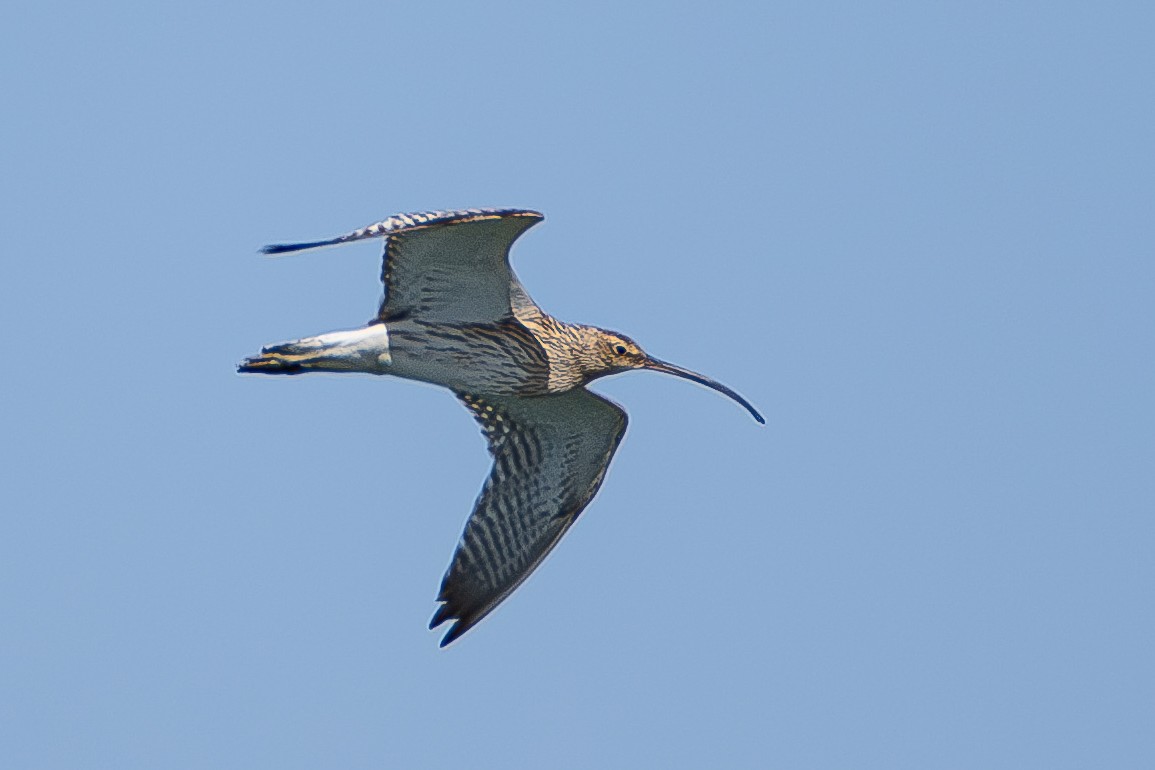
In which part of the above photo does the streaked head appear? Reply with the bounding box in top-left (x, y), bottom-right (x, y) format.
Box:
top-left (594, 329), bottom-right (765, 424)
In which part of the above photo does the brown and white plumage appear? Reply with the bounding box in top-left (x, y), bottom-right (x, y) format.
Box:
top-left (240, 208), bottom-right (763, 646)
top-left (432, 389), bottom-right (627, 646)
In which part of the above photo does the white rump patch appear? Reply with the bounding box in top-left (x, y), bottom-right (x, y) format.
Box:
top-left (288, 324), bottom-right (392, 372)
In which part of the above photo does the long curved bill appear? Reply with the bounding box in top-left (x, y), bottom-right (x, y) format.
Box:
top-left (643, 357), bottom-right (765, 424)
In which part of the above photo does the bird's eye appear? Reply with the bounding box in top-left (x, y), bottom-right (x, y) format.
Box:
top-left (614, 344), bottom-right (628, 355)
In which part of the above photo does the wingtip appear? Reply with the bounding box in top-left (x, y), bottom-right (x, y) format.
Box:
top-left (429, 603), bottom-right (453, 630)
top-left (259, 238), bottom-right (342, 255)
top-left (430, 603), bottom-right (478, 647)
top-left (438, 621), bottom-right (469, 648)
top-left (430, 616), bottom-right (465, 648)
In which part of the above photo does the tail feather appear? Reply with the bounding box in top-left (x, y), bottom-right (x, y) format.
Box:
top-left (237, 337), bottom-right (325, 374)
top-left (238, 325), bottom-right (392, 376)
top-left (237, 352), bottom-right (308, 374)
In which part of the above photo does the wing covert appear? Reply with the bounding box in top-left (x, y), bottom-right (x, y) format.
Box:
top-left (261, 208), bottom-right (542, 324)
top-left (431, 388), bottom-right (628, 646)
top-left (375, 209), bottom-right (542, 324)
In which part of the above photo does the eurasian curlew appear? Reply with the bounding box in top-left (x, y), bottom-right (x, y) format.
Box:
top-left (239, 208), bottom-right (763, 646)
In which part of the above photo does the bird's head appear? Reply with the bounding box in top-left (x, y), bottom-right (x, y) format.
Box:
top-left (591, 328), bottom-right (765, 424)
top-left (597, 331), bottom-right (649, 371)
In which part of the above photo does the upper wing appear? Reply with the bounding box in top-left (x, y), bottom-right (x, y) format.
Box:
top-left (262, 208), bottom-right (543, 324)
top-left (430, 388), bottom-right (629, 646)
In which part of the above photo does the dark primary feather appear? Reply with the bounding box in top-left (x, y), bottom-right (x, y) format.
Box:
top-left (431, 388), bottom-right (628, 646)
top-left (260, 239), bottom-right (347, 255)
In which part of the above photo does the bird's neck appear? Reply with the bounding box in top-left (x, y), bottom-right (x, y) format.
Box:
top-left (525, 318), bottom-right (609, 392)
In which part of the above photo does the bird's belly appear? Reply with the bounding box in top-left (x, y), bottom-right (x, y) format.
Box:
top-left (387, 320), bottom-right (552, 396)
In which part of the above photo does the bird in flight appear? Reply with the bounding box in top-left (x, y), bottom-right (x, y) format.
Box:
top-left (239, 208), bottom-right (763, 646)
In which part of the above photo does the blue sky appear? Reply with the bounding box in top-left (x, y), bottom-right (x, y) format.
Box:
top-left (3, 2), bottom-right (1153, 768)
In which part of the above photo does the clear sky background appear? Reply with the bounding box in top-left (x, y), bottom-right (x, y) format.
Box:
top-left (3, 2), bottom-right (1153, 768)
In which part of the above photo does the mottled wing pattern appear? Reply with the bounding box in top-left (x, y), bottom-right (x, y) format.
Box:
top-left (431, 388), bottom-right (629, 646)
top-left (376, 209), bottom-right (543, 324)
top-left (261, 208), bottom-right (543, 324)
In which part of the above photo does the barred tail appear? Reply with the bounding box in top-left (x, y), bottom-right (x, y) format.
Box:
top-left (237, 351), bottom-right (309, 374)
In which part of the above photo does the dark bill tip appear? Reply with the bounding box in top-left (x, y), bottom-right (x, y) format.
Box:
top-left (644, 358), bottom-right (765, 424)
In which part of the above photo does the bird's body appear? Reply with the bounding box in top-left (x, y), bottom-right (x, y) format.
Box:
top-left (240, 208), bottom-right (762, 645)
